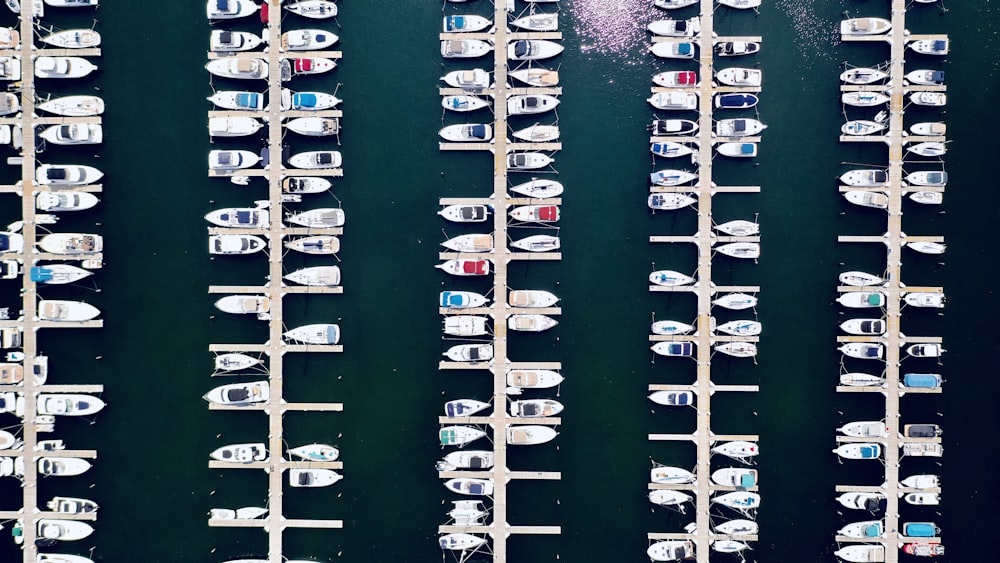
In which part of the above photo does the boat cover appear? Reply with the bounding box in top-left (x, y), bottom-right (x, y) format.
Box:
top-left (225, 388), bottom-right (250, 402)
top-left (932, 40), bottom-right (947, 51)
top-left (448, 16), bottom-right (465, 31)
top-left (513, 41), bottom-right (529, 57)
top-left (864, 524), bottom-right (882, 537)
top-left (467, 482), bottom-right (486, 494)
top-left (468, 456), bottom-right (487, 469)
top-left (236, 93), bottom-right (258, 108)
top-left (294, 59), bottom-right (312, 72)
top-left (904, 523), bottom-right (937, 537)
top-left (903, 373), bottom-right (940, 388)
top-left (863, 345), bottom-right (881, 358)
top-left (467, 347), bottom-right (485, 360)
top-left (217, 0), bottom-right (230, 11)
top-left (235, 210), bottom-right (252, 224)
top-left (739, 143), bottom-right (754, 154)
top-left (677, 43), bottom-right (692, 55)
top-left (45, 168), bottom-right (67, 180)
top-left (462, 261), bottom-right (486, 274)
top-left (905, 425), bottom-right (937, 438)
top-left (865, 498), bottom-right (885, 511)
top-left (293, 93), bottom-right (317, 108)
top-left (675, 21), bottom-right (688, 32)
top-left (866, 294), bottom-right (882, 306)
top-left (930, 71), bottom-right (945, 82)
top-left (538, 206), bottom-right (558, 221)
top-left (296, 472), bottom-right (313, 486)
top-left (860, 445), bottom-right (879, 458)
top-left (316, 152), bottom-right (333, 165)
top-left (218, 31), bottom-right (233, 44)
top-left (717, 93), bottom-right (756, 107)
top-left (469, 125), bottom-right (487, 139)
top-left (0, 235), bottom-right (12, 252)
top-left (461, 206), bottom-right (485, 220)
top-left (678, 71), bottom-right (695, 84)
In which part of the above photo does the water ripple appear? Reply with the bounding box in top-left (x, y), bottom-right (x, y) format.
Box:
top-left (568, 0), bottom-right (658, 66)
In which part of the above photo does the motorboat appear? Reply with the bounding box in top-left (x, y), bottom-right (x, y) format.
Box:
top-left (207, 0), bottom-right (257, 20)
top-left (838, 292), bottom-right (886, 308)
top-left (282, 29), bottom-right (338, 51)
top-left (911, 122), bottom-right (946, 137)
top-left (444, 344), bottom-right (493, 362)
top-left (214, 295), bottom-right (270, 317)
top-left (648, 193), bottom-right (696, 210)
top-left (37, 519), bottom-right (94, 541)
top-left (441, 39), bottom-right (492, 59)
top-left (715, 342), bottom-right (757, 357)
top-left (511, 13), bottom-right (557, 31)
top-left (717, 142), bottom-right (758, 158)
top-left (283, 177), bottom-right (332, 195)
top-left (442, 68), bottom-right (490, 89)
top-left (289, 468), bottom-right (342, 487)
top-left (650, 41), bottom-right (695, 59)
top-left (209, 117), bottom-right (262, 137)
top-left (654, 0), bottom-right (698, 9)
top-left (837, 491), bottom-right (886, 511)
top-left (510, 235), bottom-right (560, 253)
top-left (712, 540), bottom-right (749, 554)
top-left (904, 424), bottom-right (942, 438)
top-left (840, 342), bottom-right (883, 360)
top-left (288, 150), bottom-right (342, 169)
top-left (286, 57), bottom-right (339, 76)
top-left (285, 235), bottom-right (340, 254)
top-left (443, 95), bottom-right (489, 112)
top-left (840, 169), bottom-right (888, 186)
top-left (650, 169), bottom-right (697, 186)
top-left (37, 233), bottom-right (102, 255)
top-left (714, 93), bottom-right (758, 109)
top-left (718, 0), bottom-right (761, 8)
top-left (0, 56), bottom-right (19, 81)
top-left (834, 443), bottom-right (881, 460)
top-left (508, 39), bottom-right (563, 61)
top-left (839, 318), bottom-right (886, 335)
top-left (840, 271), bottom-right (884, 286)
top-left (37, 394), bottom-right (105, 416)
top-left (439, 123), bottom-right (492, 142)
top-left (47, 497), bottom-right (98, 514)
top-left (904, 493), bottom-right (939, 506)
top-left (651, 342), bottom-right (694, 357)
top-left (445, 15), bottom-right (492, 32)
top-left (651, 142), bottom-right (695, 158)
top-left (841, 18), bottom-right (892, 36)
top-left (510, 205), bottom-right (559, 223)
top-left (648, 92), bottom-right (698, 110)
top-left (210, 443), bottom-right (267, 463)
top-left (508, 290), bottom-right (559, 308)
top-left (507, 152), bottom-right (553, 170)
top-left (284, 266), bottom-right (341, 287)
top-left (443, 316), bottom-right (489, 337)
top-left (211, 30), bottom-right (263, 52)
top-left (649, 270), bottom-right (695, 286)
top-left (840, 372), bottom-right (885, 387)
top-left (842, 120), bottom-right (886, 136)
top-left (909, 38), bottom-right (948, 55)
top-left (506, 425), bottom-right (557, 445)
top-left (209, 507), bottom-right (268, 520)
top-left (209, 149), bottom-right (260, 171)
top-left (715, 520), bottom-right (758, 536)
top-left (280, 89), bottom-right (342, 111)
top-left (35, 56), bottom-right (97, 79)
top-left (512, 124), bottom-right (560, 142)
top-left (0, 92), bottom-right (17, 116)
top-left (439, 533), bottom-right (487, 551)
top-left (647, 541), bottom-right (694, 562)
top-left (651, 320), bottom-right (695, 335)
top-left (648, 17), bottom-right (700, 37)
top-left (39, 457), bottom-right (91, 476)
top-left (839, 421), bottom-right (888, 438)
top-left (214, 353), bottom-right (261, 372)
top-left (205, 58), bottom-right (268, 80)
top-left (510, 399), bottom-right (562, 417)
top-left (711, 441), bottom-right (758, 460)
top-left (711, 468), bottom-right (757, 488)
top-left (906, 170), bottom-right (947, 186)
top-left (903, 522), bottom-right (940, 539)
top-left (38, 300), bottom-right (100, 322)
top-left (715, 220), bottom-right (759, 236)
top-left (903, 373), bottom-right (942, 389)
top-left (839, 520), bottom-right (884, 539)
top-left (715, 118), bottom-right (766, 138)
top-left (284, 0), bottom-right (338, 19)
top-left (651, 118), bottom-right (698, 136)
top-left (41, 29), bottom-right (101, 49)
top-left (440, 291), bottom-right (487, 309)
top-left (508, 67), bottom-right (559, 87)
top-left (440, 234), bottom-right (493, 253)
top-left (906, 142), bottom-right (946, 157)
top-left (907, 343), bottom-right (944, 358)
top-left (444, 478), bottom-right (493, 496)
top-left (36, 164), bottom-right (103, 186)
top-left (436, 259), bottom-right (489, 276)
top-left (844, 190), bottom-right (888, 209)
top-left (36, 192), bottom-right (99, 212)
top-left (716, 320), bottom-right (762, 336)
top-left (835, 545), bottom-right (885, 563)
top-left (286, 208), bottom-right (345, 228)
top-left (285, 116), bottom-right (339, 137)
top-left (906, 69), bottom-right (945, 85)
top-left (203, 381), bottom-right (269, 405)
top-left (716, 68), bottom-right (761, 87)
top-left (842, 92), bottom-right (890, 107)
top-left (507, 94), bottom-right (559, 115)
top-left (904, 292), bottom-right (945, 308)
top-left (841, 67), bottom-right (889, 84)
top-left (648, 490), bottom-right (692, 507)
top-left (287, 443), bottom-right (338, 462)
top-left (283, 324), bottom-right (340, 344)
top-left (715, 41), bottom-right (760, 57)
top-left (648, 390), bottom-right (693, 406)
top-left (902, 474), bottom-right (939, 489)
top-left (437, 450), bottom-right (494, 471)
top-left (713, 293), bottom-right (757, 310)
top-left (650, 466), bottom-right (694, 485)
top-left (507, 369), bottom-right (562, 389)
top-left (204, 206), bottom-right (269, 228)
top-left (906, 241), bottom-right (946, 254)
top-left (207, 91), bottom-right (263, 111)
top-left (29, 264), bottom-right (93, 285)
top-left (508, 314), bottom-right (558, 332)
top-left (712, 491), bottom-right (760, 512)
top-left (445, 399), bottom-right (491, 417)
top-left (38, 122), bottom-right (102, 145)
top-left (910, 92), bottom-right (947, 106)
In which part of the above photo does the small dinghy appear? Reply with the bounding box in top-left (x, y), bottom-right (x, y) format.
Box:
top-left (509, 290), bottom-right (559, 308)
top-left (842, 91), bottom-right (890, 107)
top-left (285, 235), bottom-right (340, 255)
top-left (906, 241), bottom-right (946, 254)
top-left (833, 443), bottom-right (882, 460)
top-left (507, 369), bottom-right (562, 389)
top-left (283, 177), bottom-right (332, 195)
top-left (441, 234), bottom-right (493, 253)
top-left (510, 235), bottom-right (560, 252)
top-left (282, 29), bottom-right (338, 51)
top-left (711, 467), bottom-right (757, 488)
top-left (650, 465), bottom-right (695, 484)
top-left (508, 67), bottom-right (559, 87)
top-left (507, 39), bottom-right (564, 61)
top-left (210, 443), bottom-right (267, 463)
top-left (445, 399), bottom-right (491, 417)
top-left (283, 324), bottom-right (340, 344)
top-left (290, 469), bottom-right (342, 487)
top-left (651, 342), bottom-right (694, 357)
top-left (904, 292), bottom-right (945, 308)
top-left (650, 169), bottom-right (697, 186)
top-left (285, 0), bottom-right (338, 19)
top-left (648, 92), bottom-right (698, 110)
top-left (440, 291), bottom-right (488, 309)
top-left (649, 270), bottom-right (695, 287)
top-left (288, 443), bottom-right (339, 461)
top-left (716, 67), bottom-right (761, 87)
top-left (444, 344), bottom-right (493, 363)
top-left (284, 266), bottom-right (341, 287)
top-left (442, 95), bottom-right (489, 112)
top-left (650, 41), bottom-right (695, 59)
top-left (651, 320), bottom-right (695, 335)
top-left (648, 193), bottom-right (697, 210)
top-left (841, 67), bottom-right (889, 84)
top-left (512, 124), bottom-right (560, 142)
top-left (508, 314), bottom-right (558, 332)
top-left (214, 353), bottom-right (261, 372)
top-left (444, 15), bottom-right (491, 33)
top-left (286, 116), bottom-right (339, 137)
top-left (436, 259), bottom-right (489, 276)
top-left (511, 13), bottom-right (558, 31)
top-left (439, 123), bottom-right (492, 142)
top-left (648, 390), bottom-right (693, 406)
top-left (212, 30), bottom-right (263, 52)
top-left (840, 372), bottom-right (885, 387)
top-left (648, 490), bottom-right (692, 507)
top-left (648, 17), bottom-right (700, 37)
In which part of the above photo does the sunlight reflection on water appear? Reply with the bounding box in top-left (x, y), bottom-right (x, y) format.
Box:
top-left (568, 0), bottom-right (658, 67)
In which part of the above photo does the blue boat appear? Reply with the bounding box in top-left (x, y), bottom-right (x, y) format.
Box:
top-left (714, 93), bottom-right (759, 109)
top-left (903, 522), bottom-right (940, 538)
top-left (903, 373), bottom-right (942, 389)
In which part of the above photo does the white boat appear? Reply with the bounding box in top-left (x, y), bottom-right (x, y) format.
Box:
top-left (510, 235), bottom-right (560, 252)
top-left (38, 300), bottom-right (100, 322)
top-left (650, 41), bottom-right (695, 59)
top-left (35, 56), bottom-right (97, 79)
top-left (834, 443), bottom-right (882, 460)
top-left (651, 118), bottom-right (698, 135)
top-left (445, 399), bottom-right (490, 417)
top-left (507, 152), bottom-right (553, 170)
top-left (289, 468), bottom-right (342, 487)
top-left (285, 116), bottom-right (339, 137)
top-left (713, 293), bottom-right (757, 310)
top-left (647, 541), bottom-right (695, 562)
top-left (209, 507), bottom-right (268, 520)
top-left (37, 520), bottom-right (93, 541)
top-left (712, 540), bottom-right (749, 554)
top-left (283, 324), bottom-right (340, 344)
top-left (37, 394), bottom-right (105, 416)
top-left (214, 295), bottom-right (270, 317)
top-left (650, 466), bottom-right (695, 484)
top-left (510, 204), bottom-right (559, 222)
top-left (0, 56), bottom-right (19, 81)
top-left (440, 291), bottom-right (487, 309)
top-left (906, 241), bottom-right (946, 254)
top-left (283, 177), bottom-right (332, 194)
top-left (285, 235), bottom-right (340, 254)
top-left (41, 29), bottom-right (101, 49)
top-left (715, 118), bottom-right (766, 138)
top-left (508, 67), bottom-right (559, 87)
top-left (911, 122), bottom-right (946, 137)
top-left (444, 316), bottom-right (488, 337)
top-left (439, 533), bottom-right (487, 551)
top-left (282, 29), bottom-right (338, 51)
top-left (715, 519), bottom-right (758, 536)
top-left (839, 520), bottom-right (884, 539)
top-left (508, 290), bottom-right (559, 308)
top-left (903, 493), bottom-right (939, 506)
top-left (37, 233), bottom-right (102, 255)
top-left (715, 220), bottom-right (759, 236)
top-left (906, 69), bottom-right (945, 85)
top-left (648, 92), bottom-right (698, 110)
top-left (837, 492), bottom-right (886, 511)
top-left (510, 399), bottom-right (562, 417)
top-left (440, 425), bottom-right (486, 447)
top-left (842, 91), bottom-right (890, 107)
top-left (717, 142), bottom-right (758, 158)
top-left (45, 0), bottom-right (98, 6)
top-left (648, 193), bottom-right (696, 210)
top-left (841, 169), bottom-right (888, 186)
top-left (204, 206), bottom-right (269, 228)
top-left (209, 117), bottom-right (262, 137)
top-left (718, 0), bottom-right (761, 8)
top-left (214, 353), bottom-right (261, 372)
top-left (844, 190), bottom-right (889, 209)
top-left (835, 546), bottom-right (885, 563)
top-left (648, 17), bottom-right (700, 37)
top-left (840, 372), bottom-right (885, 387)
top-left (901, 474), bottom-right (939, 489)
top-left (715, 342), bottom-right (757, 357)
top-left (444, 343), bottom-right (493, 362)
top-left (441, 39), bottom-right (492, 59)
top-left (284, 266), bottom-right (341, 287)
top-left (444, 15), bottom-right (492, 33)
top-left (506, 425), bottom-right (557, 445)
top-left (841, 67), bottom-right (889, 84)
top-left (288, 443), bottom-right (339, 461)
top-left (507, 94), bottom-right (559, 115)
top-left (839, 318), bottom-right (886, 335)
top-left (443, 95), bottom-right (489, 112)
top-left (715, 92), bottom-right (759, 109)
top-left (210, 443), bottom-right (267, 463)
top-left (842, 120), bottom-right (886, 136)
top-left (444, 478), bottom-right (493, 496)
top-left (286, 208), bottom-right (345, 228)
top-left (648, 490), bottom-right (692, 507)
top-left (441, 234), bottom-right (493, 253)
top-left (209, 149), bottom-right (260, 170)
top-left (908, 343), bottom-right (944, 358)
top-left (0, 92), bottom-right (17, 116)
top-left (203, 381), bottom-right (269, 405)
top-left (285, 0), bottom-right (338, 19)
top-left (716, 320), bottom-right (761, 336)
top-left (436, 259), bottom-right (490, 276)
top-left (910, 92), bottom-right (947, 106)
top-left (506, 369), bottom-right (562, 389)
top-left (649, 270), bottom-right (695, 286)
top-left (211, 30), bottom-right (263, 52)
top-left (651, 320), bottom-right (695, 335)
top-left (511, 13), bottom-right (558, 31)
top-left (39, 457), bottom-right (91, 476)
top-left (712, 491), bottom-right (760, 512)
top-left (280, 89), bottom-right (342, 111)
top-left (439, 123), bottom-right (492, 142)
top-left (838, 291), bottom-right (886, 308)
top-left (508, 314), bottom-right (558, 332)
top-left (840, 271), bottom-right (884, 286)
top-left (711, 441), bottom-right (758, 460)
top-left (909, 38), bottom-right (948, 55)
top-left (904, 292), bottom-right (945, 308)
top-left (442, 68), bottom-right (490, 89)
top-left (841, 17), bottom-right (892, 36)
top-left (207, 0), bottom-right (257, 20)
top-left (654, 0), bottom-right (698, 9)
top-left (508, 39), bottom-right (563, 61)
top-left (716, 67), bottom-right (761, 87)
top-left (715, 41), bottom-right (760, 57)
top-left (36, 192), bottom-right (99, 212)
top-left (906, 142), bottom-right (946, 157)
top-left (840, 342), bottom-right (884, 360)
top-left (649, 390), bottom-right (694, 406)
top-left (839, 421), bottom-right (888, 438)
top-left (906, 170), bottom-right (947, 186)
top-left (46, 497), bottom-right (98, 514)
top-left (207, 91), bottom-right (263, 111)
top-left (650, 169), bottom-right (697, 186)
top-left (650, 141), bottom-right (694, 157)
top-left (437, 451), bottom-right (494, 471)
top-left (711, 467), bottom-right (757, 488)
top-left (651, 341), bottom-right (694, 357)
top-left (288, 150), bottom-right (342, 169)
top-left (513, 124), bottom-right (560, 142)
top-left (29, 264), bottom-right (93, 285)
top-left (36, 164), bottom-right (103, 186)
top-left (206, 58), bottom-right (268, 80)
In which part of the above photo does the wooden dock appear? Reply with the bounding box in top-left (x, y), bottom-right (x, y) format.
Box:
top-left (836, 3), bottom-right (947, 561)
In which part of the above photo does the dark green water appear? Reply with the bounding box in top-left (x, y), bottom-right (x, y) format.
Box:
top-left (0, 0), bottom-right (997, 561)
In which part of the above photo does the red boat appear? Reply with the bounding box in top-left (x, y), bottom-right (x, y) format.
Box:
top-left (435, 259), bottom-right (490, 277)
top-left (293, 58), bottom-right (337, 75)
top-left (510, 205), bottom-right (559, 223)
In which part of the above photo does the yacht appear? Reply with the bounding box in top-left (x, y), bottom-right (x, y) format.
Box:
top-left (444, 15), bottom-right (491, 33)
top-left (906, 69), bottom-right (945, 85)
top-left (508, 314), bottom-right (558, 332)
top-left (289, 468), bottom-right (342, 487)
top-left (34, 56), bottom-right (97, 79)
top-left (36, 192), bottom-right (99, 212)
top-left (839, 318), bottom-right (886, 335)
top-left (36, 164), bottom-right (103, 186)
top-left (650, 466), bottom-right (694, 485)
top-left (651, 320), bottom-right (695, 335)
top-left (842, 92), bottom-right (890, 107)
top-left (39, 123), bottom-right (103, 145)
top-left (287, 443), bottom-right (339, 462)
top-left (442, 68), bottom-right (490, 89)
top-left (901, 474), bottom-right (939, 489)
top-left (436, 259), bottom-right (489, 276)
top-left (842, 120), bottom-right (886, 136)
top-left (906, 142), bottom-right (946, 157)
top-left (282, 29), bottom-right (338, 51)
top-left (204, 206), bottom-right (269, 228)
top-left (710, 441), bottom-right (758, 460)
top-left (283, 324), bottom-right (340, 344)
top-left (506, 369), bottom-right (562, 389)
top-left (286, 208), bottom-right (345, 228)
top-left (440, 291), bottom-right (487, 309)
top-left (714, 93), bottom-right (758, 109)
top-left (437, 450), bottom-right (494, 471)
top-left (286, 57), bottom-right (337, 76)
top-left (839, 343), bottom-right (884, 360)
top-left (654, 0), bottom-right (698, 8)
top-left (903, 373), bottom-right (942, 389)
top-left (651, 342), bottom-right (694, 357)
top-left (648, 92), bottom-right (698, 110)
top-left (716, 67), bottom-right (762, 87)
top-left (507, 39), bottom-right (563, 61)
top-left (210, 30), bottom-right (263, 52)
top-left (711, 468), bottom-right (757, 488)
top-left (647, 541), bottom-right (694, 562)
top-left (209, 149), bottom-right (260, 171)
top-left (841, 67), bottom-right (888, 84)
top-left (38, 300), bottom-right (100, 322)
top-left (214, 353), bottom-right (261, 372)
top-left (715, 342), bottom-right (757, 357)
top-left (439, 204), bottom-right (489, 222)
top-left (841, 17), bottom-right (892, 36)
top-left (906, 170), bottom-right (947, 186)
top-left (443, 316), bottom-right (488, 337)
top-left (715, 41), bottom-right (760, 56)
top-left (443, 95), bottom-right (489, 112)
top-left (285, 235), bottom-right (340, 255)
top-left (37, 394), bottom-right (105, 416)
top-left (712, 491), bottom-right (760, 512)
top-left (904, 292), bottom-right (945, 308)
top-left (648, 193), bottom-right (696, 210)
top-left (507, 94), bottom-right (560, 115)
top-left (715, 118), bottom-right (766, 138)
top-left (214, 295), bottom-right (270, 318)
top-left (209, 234), bottom-right (266, 255)
top-left (445, 399), bottom-right (490, 417)
top-left (284, 0), bottom-right (338, 19)
top-left (647, 17), bottom-right (700, 37)
top-left (207, 91), bottom-right (263, 111)
top-left (206, 0), bottom-right (257, 20)
top-left (447, 500), bottom-right (487, 525)
top-left (441, 39), bottom-right (492, 59)
top-left (838, 421), bottom-right (889, 438)
top-left (833, 443), bottom-right (882, 460)
top-left (507, 152), bottom-right (554, 170)
top-left (837, 291), bottom-right (886, 308)
top-left (441, 234), bottom-right (493, 253)
top-left (37, 519), bottom-right (94, 541)
top-left (650, 41), bottom-right (695, 59)
top-left (0, 92), bottom-right (17, 115)
top-left (648, 390), bottom-right (693, 406)
top-left (649, 270), bottom-right (695, 286)
top-left (510, 234), bottom-right (560, 252)
top-left (39, 457), bottom-right (91, 476)
top-left (910, 92), bottom-right (947, 106)
top-left (444, 478), bottom-right (493, 496)
top-left (284, 266), bottom-right (341, 287)
top-left (286, 117), bottom-right (340, 137)
top-left (508, 289), bottom-right (559, 308)
top-left (37, 95), bottom-right (103, 117)
top-left (203, 381), bottom-right (268, 406)
top-left (835, 545), bottom-right (885, 563)
top-left (908, 343), bottom-right (944, 358)
top-left (37, 233), bottom-right (102, 255)
top-left (288, 150), bottom-right (342, 169)
top-left (839, 520), bottom-right (884, 539)
top-left (511, 13), bottom-right (557, 31)
top-left (283, 177), bottom-right (332, 195)
top-left (205, 58), bottom-right (267, 80)
top-left (210, 443), bottom-right (267, 463)
top-left (909, 38), bottom-right (948, 55)
top-left (508, 67), bottom-right (559, 87)
top-left (29, 264), bottom-right (93, 285)
top-left (506, 425), bottom-right (557, 445)
top-left (712, 293), bottom-right (757, 310)
top-left (837, 491), bottom-right (886, 511)
top-left (906, 241), bottom-right (946, 254)
top-left (443, 343), bottom-right (493, 362)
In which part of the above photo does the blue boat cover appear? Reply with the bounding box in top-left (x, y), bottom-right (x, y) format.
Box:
top-left (864, 524), bottom-right (882, 537)
top-left (236, 210), bottom-right (252, 224)
top-left (678, 43), bottom-right (692, 55)
top-left (739, 474), bottom-right (756, 488)
top-left (932, 40), bottom-right (946, 51)
top-left (217, 0), bottom-right (229, 10)
top-left (904, 523), bottom-right (936, 537)
top-left (448, 97), bottom-right (464, 109)
top-left (861, 446), bottom-right (878, 458)
top-left (236, 93), bottom-right (257, 108)
top-left (0, 234), bottom-right (9, 251)
top-left (740, 144), bottom-right (754, 154)
top-left (514, 41), bottom-right (529, 57)
top-left (30, 267), bottom-right (52, 282)
top-left (864, 346), bottom-right (880, 358)
top-left (294, 93), bottom-right (317, 108)
top-left (470, 124), bottom-right (487, 138)
top-left (904, 373), bottom-right (940, 388)
top-left (451, 16), bottom-right (465, 30)
top-left (931, 71), bottom-right (945, 82)
top-left (468, 482), bottom-right (486, 495)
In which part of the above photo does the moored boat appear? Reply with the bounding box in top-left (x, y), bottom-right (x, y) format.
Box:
top-left (445, 399), bottom-right (490, 417)
top-left (648, 390), bottom-right (693, 406)
top-left (36, 519), bottom-right (94, 541)
top-left (909, 38), bottom-right (948, 55)
top-left (647, 540), bottom-right (695, 562)
top-left (207, 0), bottom-right (257, 20)
top-left (844, 190), bottom-right (889, 209)
top-left (838, 291), bottom-right (886, 308)
top-left (209, 116), bottom-right (263, 137)
top-left (842, 91), bottom-right (890, 107)
top-left (29, 264), bottom-right (93, 285)
top-left (510, 13), bottom-right (557, 31)
top-left (648, 17), bottom-right (700, 37)
top-left (651, 119), bottom-right (698, 136)
top-left (510, 204), bottom-right (559, 223)
top-left (209, 149), bottom-right (260, 171)
top-left (510, 235), bottom-right (560, 252)
top-left (651, 141), bottom-right (695, 158)
top-left (839, 342), bottom-right (884, 360)
top-left (648, 489), bottom-right (692, 507)
top-left (444, 343), bottom-right (493, 363)
top-left (37, 393), bottom-right (105, 416)
top-left (715, 519), bottom-right (758, 536)
top-left (711, 467), bottom-right (757, 488)
top-left (837, 491), bottom-right (886, 511)
top-left (510, 399), bottom-right (563, 417)
top-left (284, 266), bottom-right (341, 287)
top-left (440, 291), bottom-right (488, 309)
top-left (839, 271), bottom-right (884, 286)
top-left (284, 0), bottom-right (337, 19)
top-left (507, 94), bottom-right (559, 115)
top-left (716, 320), bottom-right (761, 336)
top-left (439, 123), bottom-right (492, 142)
top-left (205, 206), bottom-right (269, 228)
top-left (712, 491), bottom-right (760, 512)
top-left (436, 259), bottom-right (490, 277)
top-left (649, 270), bottom-right (695, 286)
top-left (214, 353), bottom-right (261, 372)
top-left (289, 468), bottom-right (342, 487)
top-left (37, 233), bottom-right (102, 255)
top-left (910, 92), bottom-right (946, 106)
top-left (648, 92), bottom-right (698, 110)
top-left (441, 39), bottom-right (493, 59)
top-left (714, 92), bottom-right (758, 109)
top-left (211, 30), bottom-right (263, 52)
top-left (839, 520), bottom-right (885, 539)
top-left (842, 120), bottom-right (886, 136)
top-left (648, 193), bottom-right (696, 210)
top-left (651, 341), bottom-right (694, 357)
top-left (283, 324), bottom-right (340, 344)
top-left (444, 15), bottom-right (491, 33)
top-left (715, 342), bottom-right (757, 357)
top-left (440, 234), bottom-right (493, 253)
top-left (443, 316), bottom-right (488, 337)
top-left (840, 372), bottom-right (885, 387)
top-left (437, 451), bottom-right (494, 471)
top-left (38, 300), bottom-right (100, 322)
top-left (282, 29), bottom-right (338, 50)
top-left (286, 208), bottom-right (345, 228)
top-left (35, 192), bottom-right (99, 212)
top-left (207, 90), bottom-right (263, 111)
top-left (214, 295), bottom-right (270, 317)
top-left (205, 58), bottom-right (267, 80)
top-left (284, 235), bottom-right (340, 255)
top-left (903, 292), bottom-right (944, 308)
top-left (650, 169), bottom-right (697, 186)
top-left (507, 152), bottom-right (553, 170)
top-left (715, 67), bottom-right (761, 87)
top-left (439, 533), bottom-right (487, 551)
top-left (651, 320), bottom-right (695, 335)
top-left (440, 425), bottom-right (487, 447)
top-left (840, 169), bottom-right (888, 186)
top-left (712, 293), bottom-right (757, 310)
top-left (834, 545), bottom-right (885, 563)
top-left (833, 443), bottom-right (881, 460)
top-left (283, 177), bottom-right (331, 195)
top-left (841, 67), bottom-right (889, 84)
top-left (902, 520), bottom-right (939, 537)
top-left (203, 381), bottom-right (269, 405)
top-left (34, 56), bottom-right (97, 79)
top-left (444, 478), bottom-right (493, 496)
top-left (46, 497), bottom-right (98, 514)
top-left (715, 40), bottom-right (760, 56)
top-left (839, 318), bottom-right (886, 335)
top-left (650, 41), bottom-right (695, 59)
top-left (911, 122), bottom-right (946, 137)
top-left (280, 89), bottom-right (342, 111)
top-left (506, 369), bottom-right (562, 389)
top-left (715, 219), bottom-right (759, 236)
top-left (512, 124), bottom-right (560, 142)
top-left (507, 39), bottom-right (563, 61)
top-left (442, 95), bottom-right (489, 112)
top-left (906, 241), bottom-right (946, 254)
top-left (41, 29), bottom-right (100, 49)
top-left (288, 150), bottom-right (342, 169)
top-left (711, 440), bottom-right (758, 460)
top-left (442, 68), bottom-right (490, 89)
top-left (839, 421), bottom-right (889, 438)
top-left (210, 443), bottom-right (267, 463)
top-left (650, 465), bottom-right (695, 484)
top-left (906, 170), bottom-right (947, 186)
top-left (506, 425), bottom-right (557, 445)
top-left (906, 142), bottom-right (946, 157)
top-left (841, 17), bottom-right (892, 36)
top-left (35, 164), bottom-right (103, 186)
top-left (715, 118), bottom-right (766, 137)
top-left (508, 67), bottom-right (558, 87)
top-left (508, 289), bottom-right (559, 308)
top-left (906, 69), bottom-right (945, 85)
top-left (286, 116), bottom-right (339, 137)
